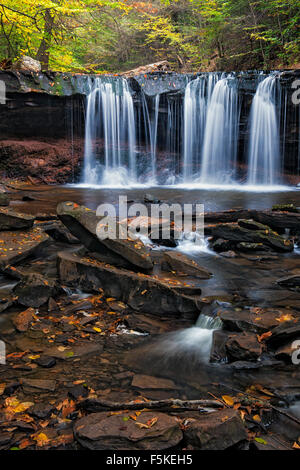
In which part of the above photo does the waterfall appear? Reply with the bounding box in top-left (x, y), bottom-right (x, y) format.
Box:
top-left (200, 76), bottom-right (239, 183)
top-left (183, 74), bottom-right (220, 181)
top-left (247, 75), bottom-right (280, 185)
top-left (82, 77), bottom-right (136, 186)
top-left (141, 93), bottom-right (160, 183)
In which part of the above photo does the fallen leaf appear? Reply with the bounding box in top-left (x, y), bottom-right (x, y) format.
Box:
top-left (222, 395), bottom-right (235, 406)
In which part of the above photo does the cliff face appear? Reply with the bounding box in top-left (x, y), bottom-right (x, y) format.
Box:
top-left (0, 69), bottom-right (299, 184)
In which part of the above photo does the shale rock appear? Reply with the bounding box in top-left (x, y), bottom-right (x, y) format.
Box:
top-left (57, 251), bottom-right (201, 316)
top-left (276, 275), bottom-right (300, 289)
top-left (13, 307), bottom-right (35, 332)
top-left (13, 55), bottom-right (41, 73)
top-left (57, 201), bottom-right (153, 270)
top-left (0, 228), bottom-right (49, 269)
top-left (0, 207), bottom-right (34, 230)
top-left (254, 210), bottom-right (300, 231)
top-left (225, 332), bottom-right (263, 362)
top-left (267, 320), bottom-right (300, 347)
top-left (161, 251), bottom-right (212, 279)
top-left (74, 411), bottom-right (183, 450)
top-left (218, 308), bottom-right (288, 334)
top-left (184, 409), bottom-right (247, 450)
top-left (211, 222), bottom-right (293, 252)
top-left (14, 273), bottom-right (56, 308)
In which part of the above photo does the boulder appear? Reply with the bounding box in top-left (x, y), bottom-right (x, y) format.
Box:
top-left (211, 222), bottom-right (293, 252)
top-left (57, 251), bottom-right (201, 316)
top-left (57, 202), bottom-right (153, 270)
top-left (74, 411), bottom-right (182, 450)
top-left (254, 210), bottom-right (300, 231)
top-left (14, 273), bottom-right (56, 308)
top-left (211, 238), bottom-right (232, 252)
top-left (184, 409), bottom-right (247, 450)
top-left (0, 227), bottom-right (49, 269)
top-left (161, 251), bottom-right (212, 279)
top-left (0, 207), bottom-right (34, 230)
top-left (225, 332), bottom-right (263, 361)
top-left (13, 56), bottom-right (41, 73)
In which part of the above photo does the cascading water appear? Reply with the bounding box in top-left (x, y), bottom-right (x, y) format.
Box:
top-left (83, 77), bottom-right (136, 186)
top-left (247, 75), bottom-right (281, 185)
top-left (80, 71), bottom-right (291, 189)
top-left (200, 76), bottom-right (239, 183)
top-left (183, 73), bottom-right (220, 181)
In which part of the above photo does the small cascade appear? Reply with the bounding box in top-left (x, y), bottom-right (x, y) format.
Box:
top-left (82, 77), bottom-right (136, 186)
top-left (146, 314), bottom-right (222, 365)
top-left (247, 75), bottom-right (281, 185)
top-left (183, 73), bottom-right (220, 181)
top-left (200, 76), bottom-right (239, 183)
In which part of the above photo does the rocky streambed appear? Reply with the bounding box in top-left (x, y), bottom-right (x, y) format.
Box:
top-left (0, 184), bottom-right (300, 450)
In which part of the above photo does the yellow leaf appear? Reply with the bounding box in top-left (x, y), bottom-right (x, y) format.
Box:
top-left (33, 433), bottom-right (50, 447)
top-left (222, 395), bottom-right (235, 406)
top-left (253, 414), bottom-right (261, 422)
top-left (93, 327), bottom-right (102, 333)
top-left (293, 442), bottom-right (300, 449)
top-left (0, 383), bottom-right (6, 396)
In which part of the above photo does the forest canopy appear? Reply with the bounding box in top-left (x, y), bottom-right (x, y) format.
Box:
top-left (0, 0), bottom-right (299, 72)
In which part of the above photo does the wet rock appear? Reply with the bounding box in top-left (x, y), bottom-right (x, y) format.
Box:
top-left (272, 204), bottom-right (299, 213)
top-left (21, 378), bottom-right (56, 392)
top-left (161, 251), bottom-right (212, 279)
top-left (0, 296), bottom-right (14, 313)
top-left (43, 221), bottom-right (80, 244)
top-left (218, 308), bottom-right (285, 334)
top-left (131, 374), bottom-right (178, 390)
top-left (211, 238), bottom-right (232, 252)
top-left (267, 320), bottom-right (300, 347)
top-left (0, 207), bottom-right (34, 230)
top-left (184, 409), bottom-right (247, 450)
top-left (276, 275), bottom-right (300, 290)
top-left (225, 332), bottom-right (263, 362)
top-left (13, 307), bottom-right (35, 332)
top-left (57, 251), bottom-right (201, 316)
top-left (236, 242), bottom-right (271, 253)
top-left (210, 330), bottom-right (229, 363)
top-left (29, 403), bottom-right (54, 419)
top-left (35, 355), bottom-right (56, 368)
top-left (220, 250), bottom-right (236, 258)
top-left (74, 411), bottom-right (183, 450)
top-left (144, 193), bottom-right (161, 204)
top-left (44, 341), bottom-right (104, 360)
top-left (274, 343), bottom-right (297, 362)
top-left (14, 273), bottom-right (55, 308)
top-left (0, 227), bottom-right (50, 269)
top-left (68, 384), bottom-right (89, 400)
top-left (0, 432), bottom-right (12, 449)
top-left (254, 210), bottom-right (300, 231)
top-left (0, 193), bottom-right (9, 206)
top-left (57, 201), bottom-right (153, 270)
top-left (211, 222), bottom-right (293, 252)
top-left (238, 219), bottom-right (270, 231)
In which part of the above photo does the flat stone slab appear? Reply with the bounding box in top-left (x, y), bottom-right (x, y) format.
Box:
top-left (162, 251), bottom-right (212, 279)
top-left (218, 307), bottom-right (295, 334)
top-left (57, 251), bottom-right (201, 316)
top-left (74, 411), bottom-right (183, 450)
top-left (21, 378), bottom-right (56, 392)
top-left (0, 227), bottom-right (49, 269)
top-left (131, 374), bottom-right (178, 390)
top-left (57, 201), bottom-right (153, 270)
top-left (0, 207), bottom-right (34, 230)
top-left (184, 409), bottom-right (248, 450)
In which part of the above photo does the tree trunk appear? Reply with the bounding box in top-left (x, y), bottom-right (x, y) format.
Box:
top-left (36, 9), bottom-right (54, 71)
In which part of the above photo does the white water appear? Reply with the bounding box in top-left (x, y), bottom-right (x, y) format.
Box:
top-left (79, 72), bottom-right (291, 189)
top-left (200, 76), bottom-right (239, 183)
top-left (247, 75), bottom-right (281, 185)
top-left (83, 77), bottom-right (136, 185)
top-left (149, 314), bottom-right (222, 365)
